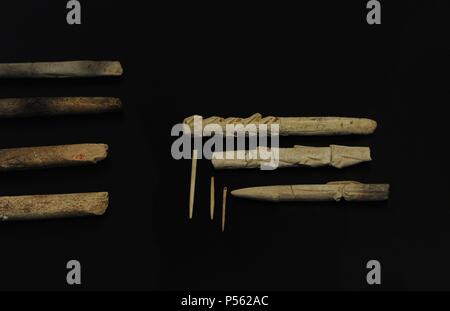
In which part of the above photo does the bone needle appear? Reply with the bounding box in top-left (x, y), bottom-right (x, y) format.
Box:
top-left (210, 176), bottom-right (215, 220)
top-left (189, 149), bottom-right (198, 219)
top-left (222, 187), bottom-right (228, 232)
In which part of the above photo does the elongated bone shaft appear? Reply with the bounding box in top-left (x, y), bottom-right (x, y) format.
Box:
top-left (222, 187), bottom-right (228, 232)
top-left (0, 97), bottom-right (122, 118)
top-left (231, 182), bottom-right (389, 202)
top-left (189, 149), bottom-right (198, 219)
top-left (0, 192), bottom-right (109, 221)
top-left (184, 113), bottom-right (377, 136)
top-left (0, 61), bottom-right (123, 78)
top-left (212, 145), bottom-right (371, 169)
top-left (0, 144), bottom-right (108, 172)
top-left (210, 176), bottom-right (215, 220)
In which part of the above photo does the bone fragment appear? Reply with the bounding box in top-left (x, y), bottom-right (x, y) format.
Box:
top-left (184, 113), bottom-right (377, 136)
top-left (0, 192), bottom-right (109, 221)
top-left (212, 145), bottom-right (371, 169)
top-left (0, 61), bottom-right (123, 78)
top-left (210, 176), bottom-right (215, 220)
top-left (189, 150), bottom-right (198, 219)
top-left (231, 182), bottom-right (389, 202)
top-left (222, 187), bottom-right (228, 232)
top-left (0, 144), bottom-right (108, 172)
top-left (0, 97), bottom-right (122, 118)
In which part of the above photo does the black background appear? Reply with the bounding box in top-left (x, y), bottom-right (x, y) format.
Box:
top-left (0, 0), bottom-right (449, 291)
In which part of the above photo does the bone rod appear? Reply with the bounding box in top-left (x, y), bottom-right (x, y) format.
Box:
top-left (184, 113), bottom-right (377, 136)
top-left (212, 145), bottom-right (371, 169)
top-left (189, 150), bottom-right (198, 219)
top-left (0, 192), bottom-right (109, 221)
top-left (231, 182), bottom-right (389, 202)
top-left (0, 144), bottom-right (108, 172)
top-left (0, 97), bottom-right (122, 118)
top-left (222, 187), bottom-right (228, 232)
top-left (0, 61), bottom-right (123, 78)
top-left (210, 176), bottom-right (215, 220)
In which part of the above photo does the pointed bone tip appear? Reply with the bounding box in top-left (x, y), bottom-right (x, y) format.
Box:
top-left (211, 158), bottom-right (220, 168)
top-left (230, 189), bottom-right (243, 197)
top-left (231, 188), bottom-right (255, 199)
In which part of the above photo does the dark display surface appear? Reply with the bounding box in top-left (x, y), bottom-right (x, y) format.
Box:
top-left (0, 1), bottom-right (449, 291)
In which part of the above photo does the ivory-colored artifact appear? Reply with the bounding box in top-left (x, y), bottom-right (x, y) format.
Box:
top-left (0, 192), bottom-right (108, 221)
top-left (0, 61), bottom-right (123, 78)
top-left (210, 176), bottom-right (215, 220)
top-left (222, 187), bottom-right (228, 232)
top-left (231, 181), bottom-right (389, 202)
top-left (0, 144), bottom-right (108, 172)
top-left (212, 145), bottom-right (371, 169)
top-left (189, 149), bottom-right (198, 219)
top-left (0, 97), bottom-right (122, 118)
top-left (184, 113), bottom-right (377, 136)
